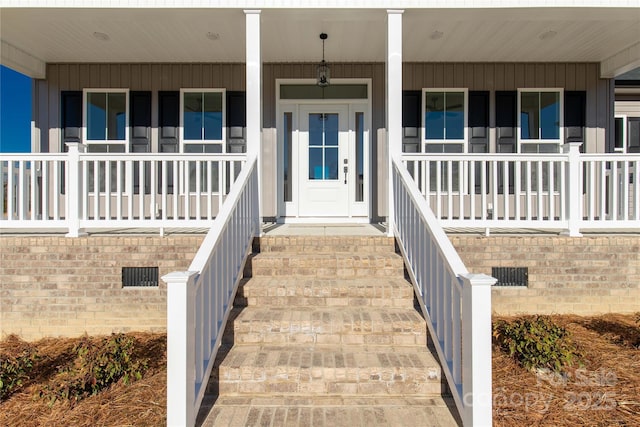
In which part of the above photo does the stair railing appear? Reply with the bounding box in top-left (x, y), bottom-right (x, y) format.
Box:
top-left (392, 154), bottom-right (496, 427)
top-left (163, 154), bottom-right (259, 427)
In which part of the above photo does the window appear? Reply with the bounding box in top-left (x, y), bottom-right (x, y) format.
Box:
top-left (422, 89), bottom-right (467, 192)
top-left (615, 116), bottom-right (640, 153)
top-left (518, 89), bottom-right (563, 152)
top-left (422, 89), bottom-right (467, 150)
top-left (83, 89), bottom-right (129, 147)
top-left (180, 89), bottom-right (225, 193)
top-left (83, 90), bottom-right (129, 193)
top-left (180, 89), bottom-right (225, 152)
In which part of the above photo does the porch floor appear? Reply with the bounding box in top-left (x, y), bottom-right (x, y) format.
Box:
top-left (262, 223), bottom-right (386, 236)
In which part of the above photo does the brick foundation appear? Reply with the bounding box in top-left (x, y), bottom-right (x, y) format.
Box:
top-left (0, 235), bottom-right (205, 339)
top-left (448, 234), bottom-right (640, 315)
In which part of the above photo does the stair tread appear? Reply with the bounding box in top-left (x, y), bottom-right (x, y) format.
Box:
top-left (238, 277), bottom-right (415, 307)
top-left (241, 276), bottom-right (413, 289)
top-left (234, 307), bottom-right (426, 330)
top-left (220, 344), bottom-right (441, 365)
top-left (199, 396), bottom-right (460, 427)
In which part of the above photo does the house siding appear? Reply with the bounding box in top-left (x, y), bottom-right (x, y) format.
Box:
top-left (34, 61), bottom-right (614, 219)
top-left (403, 62), bottom-right (612, 153)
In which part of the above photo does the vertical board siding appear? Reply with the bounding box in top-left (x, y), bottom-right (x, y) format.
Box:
top-left (43, 63), bottom-right (246, 152)
top-left (403, 62), bottom-right (612, 153)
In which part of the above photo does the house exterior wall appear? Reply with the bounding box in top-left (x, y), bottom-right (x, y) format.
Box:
top-left (403, 62), bottom-right (612, 153)
top-left (32, 62), bottom-right (614, 220)
top-left (449, 234), bottom-right (640, 315)
top-left (34, 63), bottom-right (247, 154)
top-left (0, 234), bottom-right (205, 340)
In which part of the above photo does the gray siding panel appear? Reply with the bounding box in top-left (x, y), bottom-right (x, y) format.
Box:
top-left (403, 62), bottom-right (610, 153)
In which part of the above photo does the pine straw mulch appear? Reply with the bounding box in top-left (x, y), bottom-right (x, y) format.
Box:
top-left (493, 313), bottom-right (640, 427)
top-left (0, 332), bottom-right (166, 427)
top-left (0, 314), bottom-right (638, 427)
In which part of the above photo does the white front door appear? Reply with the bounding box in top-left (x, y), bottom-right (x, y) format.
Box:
top-left (298, 105), bottom-right (350, 217)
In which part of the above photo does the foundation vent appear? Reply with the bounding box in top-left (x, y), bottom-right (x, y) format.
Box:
top-left (491, 267), bottom-right (528, 287)
top-left (122, 267), bottom-right (159, 287)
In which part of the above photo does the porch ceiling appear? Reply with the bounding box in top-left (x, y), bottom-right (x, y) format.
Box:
top-left (1, 7), bottom-right (639, 78)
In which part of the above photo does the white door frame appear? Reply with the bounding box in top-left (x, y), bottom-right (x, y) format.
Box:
top-left (276, 78), bottom-right (372, 223)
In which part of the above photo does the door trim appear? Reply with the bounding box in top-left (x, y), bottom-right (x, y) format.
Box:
top-left (276, 78), bottom-right (372, 222)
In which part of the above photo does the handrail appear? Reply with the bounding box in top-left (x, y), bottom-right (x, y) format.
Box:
top-left (162, 154), bottom-right (259, 427)
top-left (392, 153), bottom-right (496, 427)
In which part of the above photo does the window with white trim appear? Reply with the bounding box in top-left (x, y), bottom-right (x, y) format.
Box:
top-left (180, 89), bottom-right (226, 193)
top-left (615, 115), bottom-right (640, 153)
top-left (83, 89), bottom-right (129, 149)
top-left (422, 89), bottom-right (467, 192)
top-left (422, 89), bottom-right (468, 151)
top-left (180, 89), bottom-right (225, 153)
top-left (518, 89), bottom-right (563, 153)
top-left (83, 89), bottom-right (129, 193)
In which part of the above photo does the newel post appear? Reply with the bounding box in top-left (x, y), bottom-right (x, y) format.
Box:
top-left (163, 271), bottom-right (198, 427)
top-left (460, 273), bottom-right (496, 427)
top-left (562, 142), bottom-right (583, 237)
top-left (65, 142), bottom-right (86, 237)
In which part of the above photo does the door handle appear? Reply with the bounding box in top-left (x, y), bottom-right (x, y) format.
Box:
top-left (343, 165), bottom-right (348, 184)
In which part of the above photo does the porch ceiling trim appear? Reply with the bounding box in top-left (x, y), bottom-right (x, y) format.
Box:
top-left (0, 40), bottom-right (46, 79)
top-left (2, 0), bottom-right (640, 7)
top-left (601, 41), bottom-right (640, 78)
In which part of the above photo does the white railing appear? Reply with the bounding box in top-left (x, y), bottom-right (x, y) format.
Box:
top-left (402, 143), bottom-right (640, 235)
top-left (162, 154), bottom-right (259, 427)
top-left (1, 143), bottom-right (246, 235)
top-left (392, 154), bottom-right (496, 427)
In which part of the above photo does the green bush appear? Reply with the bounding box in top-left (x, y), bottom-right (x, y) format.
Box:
top-left (493, 315), bottom-right (581, 373)
top-left (40, 333), bottom-right (147, 404)
top-left (0, 348), bottom-right (38, 401)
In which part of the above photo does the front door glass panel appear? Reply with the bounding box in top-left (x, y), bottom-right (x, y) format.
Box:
top-left (308, 113), bottom-right (339, 180)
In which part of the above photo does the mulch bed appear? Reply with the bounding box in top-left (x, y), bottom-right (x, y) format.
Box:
top-left (494, 313), bottom-right (640, 427)
top-left (0, 332), bottom-right (166, 427)
top-left (1, 314), bottom-right (638, 426)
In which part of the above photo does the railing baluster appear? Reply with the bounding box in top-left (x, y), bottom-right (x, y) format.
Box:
top-left (18, 160), bottom-right (26, 220)
top-left (42, 161), bottom-right (49, 220)
top-left (635, 160), bottom-right (640, 221)
top-left (600, 160), bottom-right (606, 221)
top-left (207, 160), bottom-right (213, 220)
top-left (7, 161), bottom-right (15, 220)
top-left (53, 160), bottom-right (60, 221)
top-left (514, 160), bottom-right (521, 221)
top-left (491, 160), bottom-right (498, 221)
top-left (150, 160), bottom-right (157, 220)
top-left (195, 160), bottom-right (202, 220)
top-left (105, 160), bottom-right (112, 220)
top-left (173, 160), bottom-right (179, 220)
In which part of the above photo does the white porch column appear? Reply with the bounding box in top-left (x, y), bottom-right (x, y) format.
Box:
top-left (387, 10), bottom-right (403, 237)
top-left (65, 142), bottom-right (87, 237)
top-left (245, 10), bottom-right (262, 219)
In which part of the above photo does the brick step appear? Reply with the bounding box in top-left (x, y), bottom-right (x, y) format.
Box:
top-left (216, 345), bottom-right (442, 397)
top-left (258, 236), bottom-right (395, 254)
top-left (231, 307), bottom-right (427, 346)
top-left (198, 395), bottom-right (460, 426)
top-left (250, 253), bottom-right (405, 278)
top-left (237, 277), bottom-right (415, 308)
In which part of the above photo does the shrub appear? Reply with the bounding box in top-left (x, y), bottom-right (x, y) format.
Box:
top-left (0, 348), bottom-right (38, 401)
top-left (40, 333), bottom-right (147, 404)
top-left (493, 315), bottom-right (581, 373)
